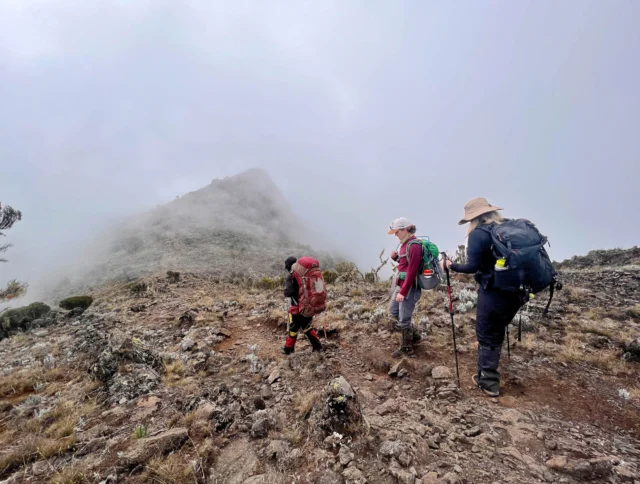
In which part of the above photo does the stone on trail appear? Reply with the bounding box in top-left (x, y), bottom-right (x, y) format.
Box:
top-left (432, 366), bottom-right (452, 379)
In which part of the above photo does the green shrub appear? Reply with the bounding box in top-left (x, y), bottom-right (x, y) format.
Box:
top-left (364, 272), bottom-right (376, 283)
top-left (59, 295), bottom-right (93, 311)
top-left (322, 270), bottom-right (338, 284)
top-left (0, 302), bottom-right (51, 339)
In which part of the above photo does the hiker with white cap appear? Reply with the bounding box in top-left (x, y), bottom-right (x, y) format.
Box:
top-left (444, 198), bottom-right (523, 397)
top-left (387, 217), bottom-right (423, 358)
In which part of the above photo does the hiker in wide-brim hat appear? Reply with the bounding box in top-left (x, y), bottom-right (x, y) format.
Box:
top-left (444, 198), bottom-right (521, 397)
top-left (457, 197), bottom-right (503, 227)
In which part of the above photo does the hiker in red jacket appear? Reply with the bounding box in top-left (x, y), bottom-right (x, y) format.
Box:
top-left (282, 256), bottom-right (323, 355)
top-left (388, 218), bottom-right (423, 358)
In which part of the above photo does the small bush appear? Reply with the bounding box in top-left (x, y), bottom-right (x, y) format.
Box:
top-left (322, 270), bottom-right (338, 284)
top-left (166, 271), bottom-right (181, 283)
top-left (128, 281), bottom-right (149, 296)
top-left (59, 296), bottom-right (93, 311)
top-left (364, 272), bottom-right (376, 283)
top-left (335, 262), bottom-right (359, 282)
top-left (255, 277), bottom-right (282, 290)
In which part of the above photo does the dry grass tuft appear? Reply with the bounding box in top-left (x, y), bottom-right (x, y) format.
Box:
top-left (164, 360), bottom-right (185, 377)
top-left (293, 390), bottom-right (319, 419)
top-left (0, 435), bottom-right (75, 477)
top-left (0, 367), bottom-right (66, 399)
top-left (50, 466), bottom-right (90, 484)
top-left (143, 453), bottom-right (198, 484)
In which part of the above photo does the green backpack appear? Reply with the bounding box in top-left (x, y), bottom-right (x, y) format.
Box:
top-left (397, 237), bottom-right (442, 290)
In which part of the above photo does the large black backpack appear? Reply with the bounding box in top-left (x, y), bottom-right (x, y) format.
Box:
top-left (481, 218), bottom-right (560, 314)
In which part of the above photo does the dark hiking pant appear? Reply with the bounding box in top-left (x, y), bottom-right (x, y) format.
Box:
top-left (284, 314), bottom-right (322, 351)
top-left (475, 286), bottom-right (522, 391)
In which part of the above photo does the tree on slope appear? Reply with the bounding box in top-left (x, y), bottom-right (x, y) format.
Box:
top-left (0, 203), bottom-right (26, 302)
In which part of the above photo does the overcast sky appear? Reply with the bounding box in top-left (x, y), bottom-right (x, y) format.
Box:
top-left (1, 0), bottom-right (639, 289)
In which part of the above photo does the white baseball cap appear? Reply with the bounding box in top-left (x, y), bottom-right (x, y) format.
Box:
top-left (387, 217), bottom-right (413, 234)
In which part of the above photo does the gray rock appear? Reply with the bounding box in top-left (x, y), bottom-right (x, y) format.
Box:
top-left (267, 369), bottom-right (281, 384)
top-left (181, 338), bottom-right (196, 351)
top-left (389, 361), bottom-right (403, 377)
top-left (432, 366), bottom-right (452, 379)
top-left (250, 418), bottom-right (272, 439)
top-left (194, 403), bottom-right (217, 421)
top-left (398, 452), bottom-right (413, 467)
top-left (464, 426), bottom-right (482, 437)
top-left (442, 472), bottom-right (459, 484)
top-left (265, 440), bottom-right (292, 461)
top-left (330, 376), bottom-right (356, 399)
top-left (260, 385), bottom-right (273, 399)
top-left (242, 476), bottom-right (266, 484)
top-left (380, 440), bottom-right (405, 458)
top-left (318, 469), bottom-right (345, 484)
top-left (342, 466), bottom-right (367, 484)
top-left (339, 445), bottom-right (354, 466)
top-left (121, 427), bottom-right (188, 465)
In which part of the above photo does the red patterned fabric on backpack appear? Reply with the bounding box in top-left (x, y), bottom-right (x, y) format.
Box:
top-left (289, 257), bottom-right (327, 317)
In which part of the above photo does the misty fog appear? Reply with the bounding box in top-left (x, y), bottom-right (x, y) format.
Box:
top-left (1, 1), bottom-right (639, 299)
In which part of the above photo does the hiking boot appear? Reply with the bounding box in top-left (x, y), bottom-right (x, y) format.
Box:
top-left (412, 327), bottom-right (422, 344)
top-left (472, 374), bottom-right (500, 397)
top-left (392, 328), bottom-right (415, 358)
top-left (388, 318), bottom-right (401, 333)
top-left (281, 345), bottom-right (294, 355)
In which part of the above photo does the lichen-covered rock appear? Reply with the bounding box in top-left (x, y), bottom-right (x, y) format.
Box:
top-left (59, 295), bottom-right (94, 311)
top-left (309, 376), bottom-right (363, 436)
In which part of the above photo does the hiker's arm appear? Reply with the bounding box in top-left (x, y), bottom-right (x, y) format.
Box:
top-left (400, 242), bottom-right (423, 296)
top-left (284, 274), bottom-right (297, 298)
top-left (450, 230), bottom-right (489, 273)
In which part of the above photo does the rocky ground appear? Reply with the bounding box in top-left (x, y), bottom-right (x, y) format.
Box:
top-left (1, 258), bottom-right (639, 483)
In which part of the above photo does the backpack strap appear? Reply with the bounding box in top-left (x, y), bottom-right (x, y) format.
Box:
top-left (543, 279), bottom-right (556, 316)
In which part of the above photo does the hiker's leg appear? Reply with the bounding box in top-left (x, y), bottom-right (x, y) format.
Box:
top-left (283, 314), bottom-right (303, 354)
top-left (302, 316), bottom-right (323, 351)
top-left (392, 286), bottom-right (421, 358)
top-left (388, 285), bottom-right (401, 331)
top-left (475, 288), bottom-right (521, 394)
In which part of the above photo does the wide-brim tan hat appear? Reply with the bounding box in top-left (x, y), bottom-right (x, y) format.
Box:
top-left (458, 197), bottom-right (503, 225)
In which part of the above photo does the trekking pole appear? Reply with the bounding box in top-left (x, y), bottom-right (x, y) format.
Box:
top-left (506, 324), bottom-right (511, 360)
top-left (441, 252), bottom-right (461, 389)
top-left (517, 310), bottom-right (522, 342)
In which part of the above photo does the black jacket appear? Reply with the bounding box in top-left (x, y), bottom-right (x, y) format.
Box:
top-left (284, 273), bottom-right (299, 305)
top-left (450, 225), bottom-right (497, 288)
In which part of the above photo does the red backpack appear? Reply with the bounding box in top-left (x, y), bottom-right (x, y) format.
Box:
top-left (289, 257), bottom-right (327, 317)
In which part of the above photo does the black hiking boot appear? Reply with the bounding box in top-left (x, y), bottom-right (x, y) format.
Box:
top-left (472, 374), bottom-right (500, 397)
top-left (281, 346), bottom-right (294, 355)
top-left (392, 328), bottom-right (415, 358)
